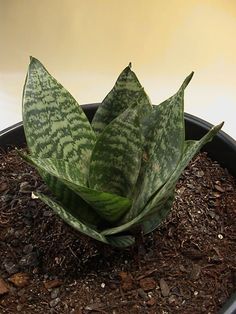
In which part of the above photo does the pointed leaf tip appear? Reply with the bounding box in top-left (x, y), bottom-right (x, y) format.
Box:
top-left (23, 57), bottom-right (96, 178)
top-left (92, 62), bottom-right (152, 134)
top-left (29, 56), bottom-right (43, 69)
top-left (180, 71), bottom-right (194, 90)
top-left (211, 121), bottom-right (224, 133)
top-left (128, 62), bottom-right (132, 68)
top-left (89, 105), bottom-right (143, 198)
top-left (29, 56), bottom-right (38, 64)
top-left (211, 121), bottom-right (224, 135)
top-left (219, 121), bottom-right (224, 128)
top-left (29, 56), bottom-right (37, 67)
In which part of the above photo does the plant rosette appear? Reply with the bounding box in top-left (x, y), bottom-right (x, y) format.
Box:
top-left (21, 58), bottom-right (223, 248)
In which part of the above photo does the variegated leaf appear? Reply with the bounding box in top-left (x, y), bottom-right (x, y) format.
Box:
top-left (101, 122), bottom-right (223, 235)
top-left (89, 106), bottom-right (142, 198)
top-left (92, 64), bottom-right (152, 134)
top-left (22, 57), bottom-right (96, 183)
top-left (126, 72), bottom-right (194, 221)
top-left (22, 155), bottom-right (132, 223)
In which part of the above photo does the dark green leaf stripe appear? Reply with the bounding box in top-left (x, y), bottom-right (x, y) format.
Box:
top-left (92, 64), bottom-right (152, 134)
top-left (22, 155), bottom-right (132, 223)
top-left (127, 72), bottom-right (194, 221)
top-left (101, 122), bottom-right (223, 235)
top-left (22, 57), bottom-right (96, 183)
top-left (89, 106), bottom-right (142, 198)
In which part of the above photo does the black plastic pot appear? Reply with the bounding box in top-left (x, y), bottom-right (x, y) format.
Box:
top-left (1, 104), bottom-right (236, 314)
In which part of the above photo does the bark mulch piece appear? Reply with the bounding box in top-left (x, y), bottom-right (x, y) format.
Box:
top-left (0, 148), bottom-right (235, 313)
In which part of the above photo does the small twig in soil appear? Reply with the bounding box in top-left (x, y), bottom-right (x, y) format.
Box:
top-left (119, 286), bottom-right (125, 299)
top-left (136, 268), bottom-right (158, 280)
top-left (68, 245), bottom-right (79, 260)
top-left (0, 218), bottom-right (9, 225)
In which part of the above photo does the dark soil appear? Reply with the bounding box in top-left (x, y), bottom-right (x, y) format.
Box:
top-left (0, 148), bottom-right (235, 314)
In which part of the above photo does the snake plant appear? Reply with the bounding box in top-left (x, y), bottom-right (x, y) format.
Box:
top-left (21, 57), bottom-right (223, 247)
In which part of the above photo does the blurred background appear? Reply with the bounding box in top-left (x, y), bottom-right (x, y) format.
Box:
top-left (1, 0), bottom-right (236, 138)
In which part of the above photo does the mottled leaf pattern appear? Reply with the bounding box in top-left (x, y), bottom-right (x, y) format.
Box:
top-left (22, 155), bottom-right (132, 223)
top-left (89, 106), bottom-right (142, 198)
top-left (127, 73), bottom-right (194, 221)
top-left (101, 123), bottom-right (223, 236)
top-left (22, 57), bottom-right (96, 183)
top-left (92, 64), bottom-right (152, 134)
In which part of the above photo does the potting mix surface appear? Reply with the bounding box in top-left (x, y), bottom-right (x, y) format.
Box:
top-left (0, 148), bottom-right (235, 314)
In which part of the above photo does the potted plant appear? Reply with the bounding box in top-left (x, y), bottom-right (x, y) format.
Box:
top-left (0, 59), bottom-right (235, 313)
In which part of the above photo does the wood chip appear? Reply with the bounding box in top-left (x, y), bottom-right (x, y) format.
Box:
top-left (8, 272), bottom-right (30, 288)
top-left (139, 277), bottom-right (156, 291)
top-left (0, 182), bottom-right (8, 192)
top-left (119, 272), bottom-right (134, 291)
top-left (146, 297), bottom-right (156, 306)
top-left (214, 185), bottom-right (225, 193)
top-left (190, 264), bottom-right (201, 280)
top-left (136, 269), bottom-right (158, 280)
top-left (196, 170), bottom-right (204, 177)
top-left (0, 278), bottom-right (9, 295)
top-left (177, 186), bottom-right (186, 195)
top-left (212, 191), bottom-right (221, 198)
top-left (160, 278), bottom-right (170, 297)
top-left (84, 302), bottom-right (104, 311)
top-left (44, 279), bottom-right (63, 289)
top-left (138, 288), bottom-right (149, 300)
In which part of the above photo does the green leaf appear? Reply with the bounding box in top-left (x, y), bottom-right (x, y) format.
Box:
top-left (22, 155), bottom-right (132, 223)
top-left (101, 122), bottom-right (223, 235)
top-left (89, 106), bottom-right (143, 198)
top-left (22, 57), bottom-right (96, 183)
top-left (92, 63), bottom-right (152, 134)
top-left (141, 192), bottom-right (175, 235)
top-left (126, 72), bottom-right (194, 221)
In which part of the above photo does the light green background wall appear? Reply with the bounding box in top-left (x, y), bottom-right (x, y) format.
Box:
top-left (1, 0), bottom-right (236, 138)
